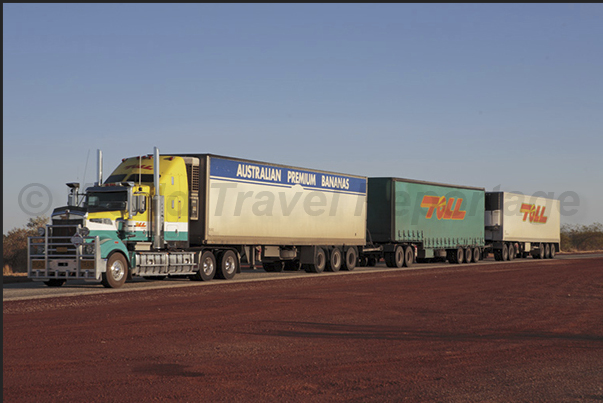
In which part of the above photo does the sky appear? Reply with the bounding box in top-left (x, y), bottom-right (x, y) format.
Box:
top-left (3, 3), bottom-right (603, 233)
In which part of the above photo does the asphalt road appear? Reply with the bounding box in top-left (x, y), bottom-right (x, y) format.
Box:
top-left (4, 253), bottom-right (601, 302)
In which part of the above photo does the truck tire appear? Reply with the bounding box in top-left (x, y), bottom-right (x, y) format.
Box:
top-left (101, 253), bottom-right (128, 288)
top-left (465, 248), bottom-right (473, 263)
top-left (342, 247), bottom-right (357, 271)
top-left (326, 247), bottom-right (342, 272)
top-left (304, 247), bottom-right (326, 273)
top-left (191, 251), bottom-right (216, 281)
top-left (502, 244), bottom-right (509, 261)
top-left (394, 245), bottom-right (405, 268)
top-left (453, 247), bottom-right (464, 264)
top-left (508, 243), bottom-right (514, 261)
top-left (493, 249), bottom-right (502, 261)
top-left (44, 279), bottom-right (65, 287)
top-left (473, 247), bottom-right (480, 262)
top-left (544, 243), bottom-right (551, 259)
top-left (535, 243), bottom-right (544, 259)
top-left (216, 250), bottom-right (238, 280)
top-left (549, 244), bottom-right (556, 259)
top-left (404, 246), bottom-right (414, 267)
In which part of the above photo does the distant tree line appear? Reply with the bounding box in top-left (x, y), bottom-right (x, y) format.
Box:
top-left (560, 222), bottom-right (603, 252)
top-left (3, 216), bottom-right (48, 274)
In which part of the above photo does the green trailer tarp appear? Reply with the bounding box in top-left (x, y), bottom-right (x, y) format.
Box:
top-left (368, 178), bottom-right (485, 256)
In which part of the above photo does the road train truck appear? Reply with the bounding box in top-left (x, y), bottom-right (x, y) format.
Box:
top-left (28, 148), bottom-right (370, 288)
top-left (366, 177), bottom-right (486, 266)
top-left (485, 191), bottom-right (560, 260)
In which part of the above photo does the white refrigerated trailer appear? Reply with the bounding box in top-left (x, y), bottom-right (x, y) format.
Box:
top-left (184, 154), bottom-right (369, 273)
top-left (485, 191), bottom-right (561, 260)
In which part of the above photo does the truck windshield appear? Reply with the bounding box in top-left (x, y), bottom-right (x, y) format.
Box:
top-left (86, 191), bottom-right (127, 211)
top-left (104, 174), bottom-right (127, 184)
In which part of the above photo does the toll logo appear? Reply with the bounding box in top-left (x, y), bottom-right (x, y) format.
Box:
top-left (520, 203), bottom-right (548, 224)
top-left (420, 195), bottom-right (466, 220)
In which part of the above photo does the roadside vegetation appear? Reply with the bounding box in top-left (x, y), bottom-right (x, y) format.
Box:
top-left (3, 216), bottom-right (48, 274)
top-left (560, 222), bottom-right (603, 252)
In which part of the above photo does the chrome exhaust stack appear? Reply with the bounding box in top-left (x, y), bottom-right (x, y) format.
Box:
top-left (96, 149), bottom-right (103, 185)
top-left (153, 146), bottom-right (164, 249)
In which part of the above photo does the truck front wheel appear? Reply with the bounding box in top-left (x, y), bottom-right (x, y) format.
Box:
top-left (101, 253), bottom-right (128, 288)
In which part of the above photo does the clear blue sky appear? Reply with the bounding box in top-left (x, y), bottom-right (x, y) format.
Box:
top-left (4, 3), bottom-right (603, 232)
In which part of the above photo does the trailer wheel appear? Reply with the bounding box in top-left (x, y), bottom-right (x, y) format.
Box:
top-left (494, 249), bottom-right (503, 261)
top-left (343, 247), bottom-right (357, 271)
top-left (452, 247), bottom-right (464, 264)
top-left (465, 248), bottom-right (473, 263)
top-left (549, 244), bottom-right (556, 259)
top-left (500, 244), bottom-right (508, 261)
top-left (304, 247), bottom-right (326, 273)
top-left (191, 251), bottom-right (216, 281)
top-left (101, 253), bottom-right (128, 288)
top-left (394, 245), bottom-right (406, 268)
top-left (473, 247), bottom-right (480, 263)
top-left (367, 256), bottom-right (377, 267)
top-left (507, 243), bottom-right (514, 260)
top-left (404, 246), bottom-right (414, 267)
top-left (216, 250), bottom-right (238, 280)
top-left (326, 248), bottom-right (342, 272)
top-left (544, 243), bottom-right (551, 259)
top-left (385, 246), bottom-right (403, 267)
top-left (44, 279), bottom-right (65, 287)
top-left (534, 243), bottom-right (544, 259)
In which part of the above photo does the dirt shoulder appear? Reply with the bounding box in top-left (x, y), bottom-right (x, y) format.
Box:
top-left (4, 258), bottom-right (603, 402)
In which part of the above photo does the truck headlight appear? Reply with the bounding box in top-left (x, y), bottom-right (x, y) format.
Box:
top-left (38, 227), bottom-right (45, 236)
top-left (84, 243), bottom-right (95, 255)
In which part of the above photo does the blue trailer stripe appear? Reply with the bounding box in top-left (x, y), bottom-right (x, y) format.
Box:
top-left (210, 157), bottom-right (367, 195)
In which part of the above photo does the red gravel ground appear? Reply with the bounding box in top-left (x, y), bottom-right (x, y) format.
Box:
top-left (4, 258), bottom-right (603, 402)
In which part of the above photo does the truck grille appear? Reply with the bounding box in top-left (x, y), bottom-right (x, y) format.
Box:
top-left (49, 219), bottom-right (83, 256)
